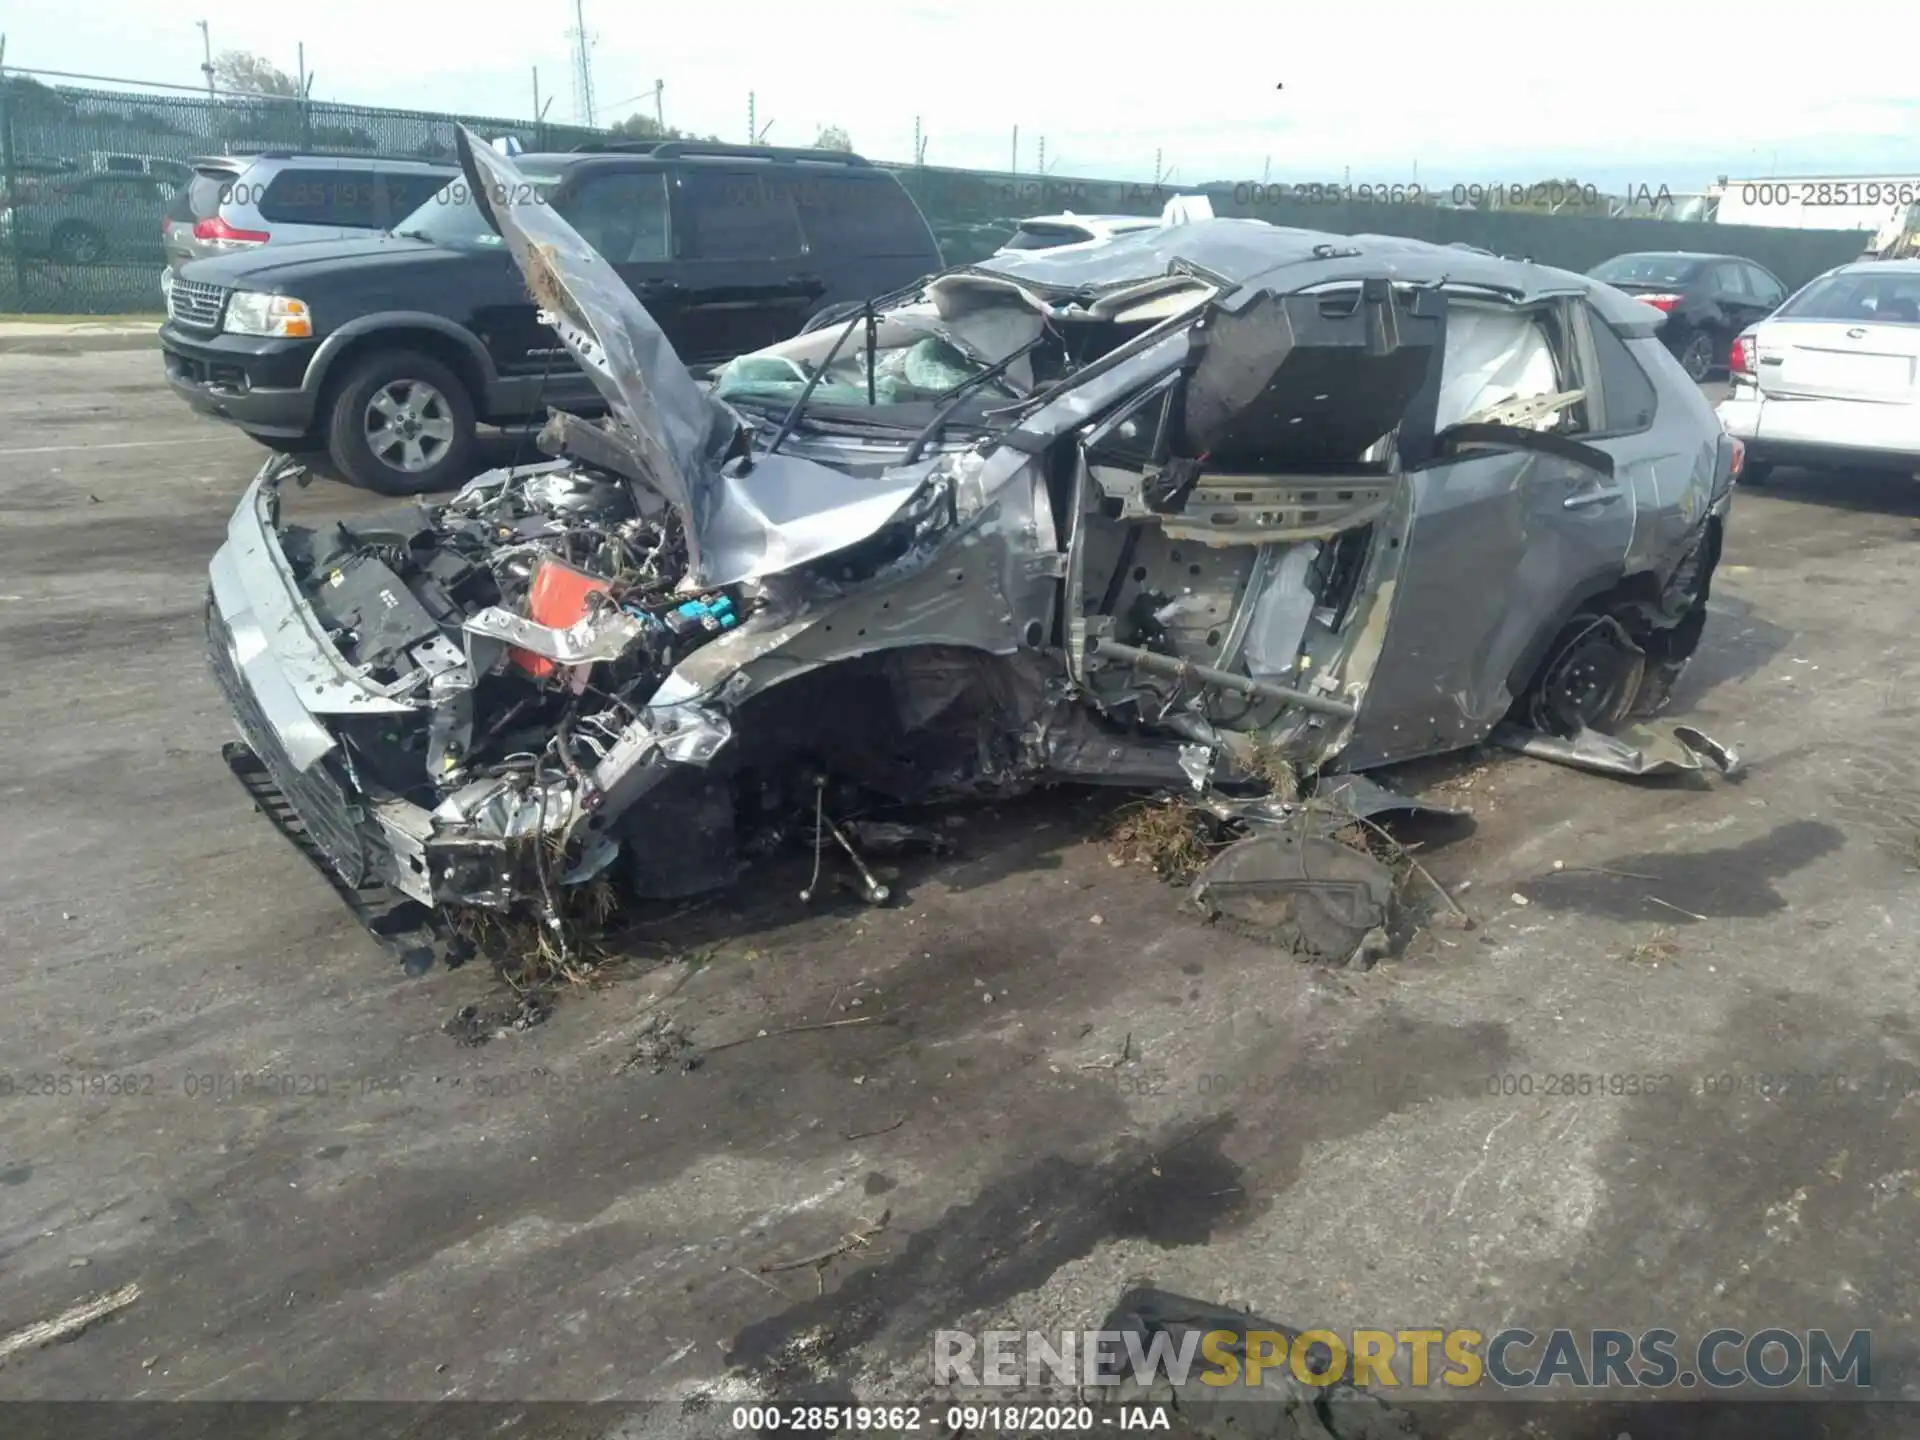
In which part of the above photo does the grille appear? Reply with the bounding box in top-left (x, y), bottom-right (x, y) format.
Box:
top-left (168, 277), bottom-right (227, 331)
top-left (205, 599), bottom-right (371, 887)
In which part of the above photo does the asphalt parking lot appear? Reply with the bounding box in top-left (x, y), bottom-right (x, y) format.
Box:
top-left (5, 353), bottom-right (1920, 1434)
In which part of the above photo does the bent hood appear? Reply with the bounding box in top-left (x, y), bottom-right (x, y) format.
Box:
top-left (456, 127), bottom-right (927, 591)
top-left (455, 129), bottom-right (734, 561)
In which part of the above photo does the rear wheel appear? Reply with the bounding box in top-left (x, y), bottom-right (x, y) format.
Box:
top-left (50, 221), bottom-right (107, 264)
top-left (1676, 328), bottom-right (1717, 383)
top-left (324, 349), bottom-right (476, 496)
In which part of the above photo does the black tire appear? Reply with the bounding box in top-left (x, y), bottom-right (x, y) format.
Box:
top-left (49, 220), bottom-right (106, 264)
top-left (1740, 460), bottom-right (1774, 488)
top-left (1676, 327), bottom-right (1717, 383)
top-left (324, 349), bottom-right (476, 496)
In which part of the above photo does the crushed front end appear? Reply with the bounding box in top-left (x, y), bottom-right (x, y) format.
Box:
top-left (204, 453), bottom-right (750, 950)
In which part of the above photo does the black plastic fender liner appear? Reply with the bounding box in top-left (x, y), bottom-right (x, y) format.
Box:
top-left (222, 742), bottom-right (455, 976)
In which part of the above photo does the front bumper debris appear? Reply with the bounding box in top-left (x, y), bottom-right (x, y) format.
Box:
top-left (221, 741), bottom-right (448, 975)
top-left (1489, 720), bottom-right (1742, 779)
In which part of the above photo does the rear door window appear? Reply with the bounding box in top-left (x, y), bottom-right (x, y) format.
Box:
top-left (558, 170), bottom-right (673, 263)
top-left (1742, 264), bottom-right (1785, 307)
top-left (1711, 263), bottom-right (1750, 297)
top-left (1579, 303), bottom-right (1658, 435)
top-left (676, 169), bottom-right (804, 261)
top-left (257, 167), bottom-right (384, 228)
top-left (791, 172), bottom-right (928, 256)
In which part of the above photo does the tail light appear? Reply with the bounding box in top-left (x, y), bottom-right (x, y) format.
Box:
top-left (191, 215), bottom-right (270, 244)
top-left (1727, 435), bottom-right (1746, 481)
top-left (1638, 293), bottom-right (1682, 312)
top-left (1730, 333), bottom-right (1757, 379)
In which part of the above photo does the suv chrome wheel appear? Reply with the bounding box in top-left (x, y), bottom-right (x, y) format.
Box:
top-left (364, 380), bottom-right (456, 474)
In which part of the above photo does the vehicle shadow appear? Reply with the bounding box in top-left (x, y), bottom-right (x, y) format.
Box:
top-left (1665, 593), bottom-right (1793, 710)
top-left (1759, 464), bottom-right (1920, 520)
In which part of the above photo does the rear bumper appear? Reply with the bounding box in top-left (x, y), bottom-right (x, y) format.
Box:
top-left (161, 322), bottom-right (319, 437)
top-left (1718, 390), bottom-right (1920, 470)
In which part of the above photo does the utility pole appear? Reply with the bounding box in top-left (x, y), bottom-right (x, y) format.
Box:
top-left (1154, 149), bottom-right (1163, 187)
top-left (1010, 124), bottom-right (1018, 176)
top-left (747, 92), bottom-right (755, 145)
top-left (567, 0), bottom-right (596, 127)
top-left (531, 66), bottom-right (540, 123)
top-left (1037, 137), bottom-right (1045, 175)
top-left (296, 43), bottom-right (305, 95)
top-left (1263, 155), bottom-right (1271, 183)
top-left (196, 20), bottom-right (215, 100)
top-left (912, 115), bottom-right (921, 167)
top-left (653, 79), bottom-right (663, 129)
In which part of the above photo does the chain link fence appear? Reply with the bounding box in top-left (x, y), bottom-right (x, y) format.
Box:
top-left (0, 71), bottom-right (1872, 316)
top-left (0, 74), bottom-right (606, 314)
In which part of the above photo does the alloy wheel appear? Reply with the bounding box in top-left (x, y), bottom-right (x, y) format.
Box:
top-left (363, 379), bottom-right (456, 474)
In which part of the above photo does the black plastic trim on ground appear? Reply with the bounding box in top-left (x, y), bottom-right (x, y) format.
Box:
top-left (221, 740), bottom-right (446, 975)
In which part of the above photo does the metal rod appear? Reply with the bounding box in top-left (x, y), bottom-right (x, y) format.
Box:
top-left (864, 299), bottom-right (877, 406)
top-left (1089, 637), bottom-right (1356, 719)
top-left (196, 21), bottom-right (215, 101)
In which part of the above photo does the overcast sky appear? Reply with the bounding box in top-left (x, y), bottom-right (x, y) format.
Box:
top-left (11, 0), bottom-right (1918, 188)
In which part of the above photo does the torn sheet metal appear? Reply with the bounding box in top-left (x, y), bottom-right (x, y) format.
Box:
top-left (462, 604), bottom-right (649, 665)
top-left (1313, 771), bottom-right (1472, 823)
top-left (1490, 721), bottom-right (1743, 778)
top-left (457, 127), bottom-right (925, 593)
top-left (456, 130), bottom-right (731, 569)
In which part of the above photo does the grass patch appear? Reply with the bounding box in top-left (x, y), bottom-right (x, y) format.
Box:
top-left (1106, 796), bottom-right (1230, 884)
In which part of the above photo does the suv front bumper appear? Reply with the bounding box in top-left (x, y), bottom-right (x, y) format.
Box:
top-left (161, 322), bottom-right (319, 438)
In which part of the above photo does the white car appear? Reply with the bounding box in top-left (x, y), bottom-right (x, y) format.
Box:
top-left (994, 195), bottom-right (1214, 258)
top-left (1717, 259), bottom-right (1920, 484)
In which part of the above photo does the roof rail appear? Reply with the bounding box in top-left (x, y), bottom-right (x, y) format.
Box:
top-left (206, 148), bottom-right (459, 166)
top-left (567, 139), bottom-right (870, 167)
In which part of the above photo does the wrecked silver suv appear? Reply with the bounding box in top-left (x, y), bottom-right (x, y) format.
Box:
top-left (204, 128), bottom-right (1741, 969)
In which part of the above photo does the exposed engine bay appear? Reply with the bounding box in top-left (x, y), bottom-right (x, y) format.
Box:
top-left (283, 462), bottom-right (730, 801)
top-left (203, 127), bottom-right (1742, 973)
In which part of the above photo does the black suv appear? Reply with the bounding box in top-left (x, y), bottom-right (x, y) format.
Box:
top-left (159, 141), bottom-right (943, 493)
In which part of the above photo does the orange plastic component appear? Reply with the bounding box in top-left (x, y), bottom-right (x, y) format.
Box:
top-left (510, 558), bottom-right (612, 680)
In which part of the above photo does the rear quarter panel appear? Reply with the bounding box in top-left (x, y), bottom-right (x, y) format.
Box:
top-left (1621, 334), bottom-right (1724, 578)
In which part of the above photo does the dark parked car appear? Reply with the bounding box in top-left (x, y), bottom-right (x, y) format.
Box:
top-left (0, 170), bottom-right (185, 264)
top-left (159, 141), bottom-right (943, 494)
top-left (1588, 251), bottom-right (1786, 381)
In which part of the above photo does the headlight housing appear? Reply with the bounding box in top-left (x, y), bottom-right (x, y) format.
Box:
top-left (224, 291), bottom-right (312, 339)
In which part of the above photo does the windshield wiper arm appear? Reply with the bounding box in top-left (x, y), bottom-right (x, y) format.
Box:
top-left (750, 305), bottom-right (868, 470)
top-left (904, 335), bottom-right (1044, 464)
